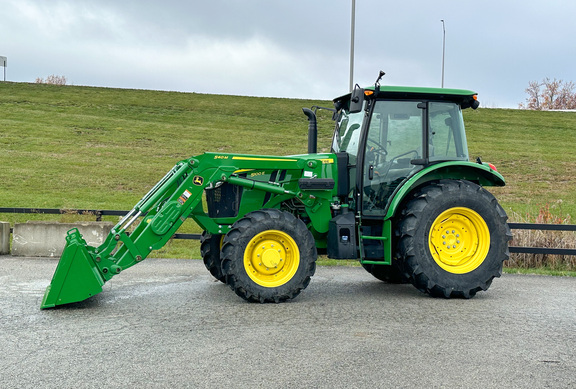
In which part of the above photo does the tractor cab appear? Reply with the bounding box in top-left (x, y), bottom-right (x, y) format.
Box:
top-left (332, 84), bottom-right (479, 217)
top-left (329, 83), bottom-right (493, 266)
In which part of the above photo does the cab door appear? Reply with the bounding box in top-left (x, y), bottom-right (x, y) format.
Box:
top-left (361, 100), bottom-right (424, 216)
top-left (356, 100), bottom-right (425, 262)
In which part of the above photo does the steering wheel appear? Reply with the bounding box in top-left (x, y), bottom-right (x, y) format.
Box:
top-left (366, 139), bottom-right (388, 168)
top-left (367, 138), bottom-right (388, 156)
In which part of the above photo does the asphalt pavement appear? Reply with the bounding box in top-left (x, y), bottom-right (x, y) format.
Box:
top-left (1, 255), bottom-right (575, 388)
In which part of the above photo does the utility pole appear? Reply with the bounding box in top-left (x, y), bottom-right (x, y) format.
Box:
top-left (349, 0), bottom-right (356, 92)
top-left (440, 20), bottom-right (446, 88)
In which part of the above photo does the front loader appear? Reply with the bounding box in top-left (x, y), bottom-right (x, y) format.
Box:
top-left (41, 73), bottom-right (511, 309)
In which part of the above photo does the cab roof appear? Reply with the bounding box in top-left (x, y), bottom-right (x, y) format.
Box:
top-left (334, 85), bottom-right (478, 105)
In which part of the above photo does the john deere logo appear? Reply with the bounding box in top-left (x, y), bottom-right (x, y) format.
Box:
top-left (193, 176), bottom-right (204, 186)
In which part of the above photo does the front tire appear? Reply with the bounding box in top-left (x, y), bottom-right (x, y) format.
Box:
top-left (221, 209), bottom-right (317, 303)
top-left (396, 180), bottom-right (511, 298)
top-left (200, 232), bottom-right (225, 282)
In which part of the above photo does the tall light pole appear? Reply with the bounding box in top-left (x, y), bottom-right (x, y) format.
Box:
top-left (441, 19), bottom-right (446, 88)
top-left (349, 0), bottom-right (356, 92)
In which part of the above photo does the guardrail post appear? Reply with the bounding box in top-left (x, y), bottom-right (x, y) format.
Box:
top-left (0, 222), bottom-right (10, 254)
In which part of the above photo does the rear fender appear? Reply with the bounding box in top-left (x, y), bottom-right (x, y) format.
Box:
top-left (385, 161), bottom-right (505, 220)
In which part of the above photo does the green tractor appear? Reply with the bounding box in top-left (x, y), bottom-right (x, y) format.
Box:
top-left (41, 75), bottom-right (511, 309)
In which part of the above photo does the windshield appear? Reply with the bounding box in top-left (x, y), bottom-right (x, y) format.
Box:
top-left (331, 109), bottom-right (364, 164)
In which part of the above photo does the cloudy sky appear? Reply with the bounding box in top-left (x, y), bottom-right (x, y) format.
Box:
top-left (2, 0), bottom-right (575, 108)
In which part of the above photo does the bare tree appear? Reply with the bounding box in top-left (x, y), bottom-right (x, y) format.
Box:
top-left (35, 75), bottom-right (67, 86)
top-left (542, 78), bottom-right (561, 109)
top-left (520, 80), bottom-right (543, 110)
top-left (555, 80), bottom-right (576, 109)
top-left (520, 78), bottom-right (576, 110)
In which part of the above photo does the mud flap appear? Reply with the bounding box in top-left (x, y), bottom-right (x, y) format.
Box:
top-left (40, 228), bottom-right (105, 309)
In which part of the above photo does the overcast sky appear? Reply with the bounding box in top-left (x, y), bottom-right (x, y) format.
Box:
top-left (2, 0), bottom-right (575, 108)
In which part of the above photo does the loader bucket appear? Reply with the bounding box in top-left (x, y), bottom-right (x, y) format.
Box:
top-left (40, 228), bottom-right (105, 309)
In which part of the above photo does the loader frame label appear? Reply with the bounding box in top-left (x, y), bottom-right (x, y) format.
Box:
top-left (178, 189), bottom-right (192, 205)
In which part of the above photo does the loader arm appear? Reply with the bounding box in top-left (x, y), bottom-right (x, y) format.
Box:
top-left (41, 152), bottom-right (337, 309)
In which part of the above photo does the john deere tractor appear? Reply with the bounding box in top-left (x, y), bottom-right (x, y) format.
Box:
top-left (41, 74), bottom-right (511, 309)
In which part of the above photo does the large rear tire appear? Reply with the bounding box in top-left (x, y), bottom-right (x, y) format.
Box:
top-left (396, 180), bottom-right (511, 298)
top-left (200, 232), bottom-right (225, 283)
top-left (221, 209), bottom-right (317, 303)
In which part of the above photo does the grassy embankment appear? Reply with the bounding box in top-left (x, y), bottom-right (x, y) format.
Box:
top-left (1, 82), bottom-right (575, 272)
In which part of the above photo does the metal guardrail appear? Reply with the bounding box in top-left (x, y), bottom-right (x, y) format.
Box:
top-left (507, 223), bottom-right (576, 256)
top-left (1, 208), bottom-right (576, 255)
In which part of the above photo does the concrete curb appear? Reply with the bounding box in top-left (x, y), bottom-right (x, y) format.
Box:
top-left (11, 221), bottom-right (113, 257)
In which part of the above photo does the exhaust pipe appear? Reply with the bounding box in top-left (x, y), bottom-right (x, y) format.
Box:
top-left (302, 108), bottom-right (317, 154)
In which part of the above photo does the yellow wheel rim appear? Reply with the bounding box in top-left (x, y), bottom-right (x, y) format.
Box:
top-left (244, 230), bottom-right (300, 287)
top-left (428, 207), bottom-right (490, 274)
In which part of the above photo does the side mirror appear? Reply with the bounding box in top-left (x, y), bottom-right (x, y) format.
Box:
top-left (349, 86), bottom-right (365, 114)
